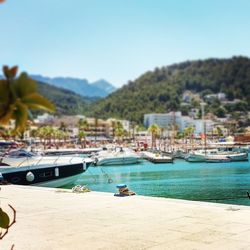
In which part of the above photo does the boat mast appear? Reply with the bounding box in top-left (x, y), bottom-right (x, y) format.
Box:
top-left (201, 102), bottom-right (207, 155)
top-left (172, 111), bottom-right (176, 152)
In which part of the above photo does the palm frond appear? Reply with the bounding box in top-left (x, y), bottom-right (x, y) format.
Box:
top-left (22, 93), bottom-right (55, 112)
top-left (12, 73), bottom-right (37, 98)
top-left (12, 102), bottom-right (28, 133)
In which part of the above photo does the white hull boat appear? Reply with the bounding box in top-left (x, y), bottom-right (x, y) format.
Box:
top-left (94, 148), bottom-right (142, 166)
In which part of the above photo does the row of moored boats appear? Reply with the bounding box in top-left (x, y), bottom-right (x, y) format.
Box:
top-left (0, 144), bottom-right (249, 188)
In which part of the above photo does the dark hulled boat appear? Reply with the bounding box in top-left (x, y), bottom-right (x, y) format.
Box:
top-left (0, 150), bottom-right (93, 187)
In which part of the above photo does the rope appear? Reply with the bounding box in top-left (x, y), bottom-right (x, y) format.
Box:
top-left (100, 167), bottom-right (113, 183)
top-left (87, 168), bottom-right (97, 183)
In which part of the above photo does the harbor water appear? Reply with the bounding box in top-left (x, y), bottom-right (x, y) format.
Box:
top-left (65, 155), bottom-right (250, 206)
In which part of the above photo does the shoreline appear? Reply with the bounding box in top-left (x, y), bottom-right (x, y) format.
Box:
top-left (1, 185), bottom-right (250, 249)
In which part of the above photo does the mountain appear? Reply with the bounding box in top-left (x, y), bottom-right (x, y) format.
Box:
top-left (36, 81), bottom-right (94, 116)
top-left (0, 74), bottom-right (98, 116)
top-left (31, 75), bottom-right (116, 98)
top-left (89, 56), bottom-right (250, 123)
top-left (92, 79), bottom-right (116, 93)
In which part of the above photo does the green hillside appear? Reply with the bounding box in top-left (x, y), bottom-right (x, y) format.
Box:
top-left (37, 81), bottom-right (94, 116)
top-left (89, 56), bottom-right (250, 123)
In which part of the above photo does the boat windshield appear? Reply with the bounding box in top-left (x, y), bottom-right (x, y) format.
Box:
top-left (7, 149), bottom-right (36, 158)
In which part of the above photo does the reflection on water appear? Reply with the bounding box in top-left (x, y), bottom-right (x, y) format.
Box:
top-left (64, 156), bottom-right (250, 206)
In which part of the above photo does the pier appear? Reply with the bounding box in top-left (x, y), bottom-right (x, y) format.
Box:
top-left (1, 185), bottom-right (250, 249)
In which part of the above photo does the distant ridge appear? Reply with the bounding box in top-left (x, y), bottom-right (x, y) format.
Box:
top-left (31, 75), bottom-right (116, 98)
top-left (36, 81), bottom-right (94, 116)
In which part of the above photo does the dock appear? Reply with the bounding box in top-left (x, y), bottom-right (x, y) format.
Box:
top-left (1, 185), bottom-right (250, 249)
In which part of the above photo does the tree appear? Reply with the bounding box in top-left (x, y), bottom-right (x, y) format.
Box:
top-left (0, 66), bottom-right (54, 243)
top-left (111, 120), bottom-right (117, 139)
top-left (59, 122), bottom-right (67, 132)
top-left (115, 121), bottom-right (125, 144)
top-left (78, 131), bottom-right (86, 148)
top-left (78, 118), bottom-right (89, 132)
top-left (184, 126), bottom-right (194, 145)
top-left (148, 124), bottom-right (160, 148)
top-left (94, 117), bottom-right (99, 143)
top-left (216, 126), bottom-right (223, 138)
top-left (0, 66), bottom-right (54, 134)
top-left (78, 118), bottom-right (89, 147)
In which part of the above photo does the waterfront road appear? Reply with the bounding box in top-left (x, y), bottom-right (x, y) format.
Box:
top-left (1, 185), bottom-right (250, 249)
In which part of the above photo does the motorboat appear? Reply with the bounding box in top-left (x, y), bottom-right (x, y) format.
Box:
top-left (94, 148), bottom-right (142, 166)
top-left (185, 148), bottom-right (248, 162)
top-left (0, 149), bottom-right (93, 187)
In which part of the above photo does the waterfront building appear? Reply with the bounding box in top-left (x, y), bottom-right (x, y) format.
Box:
top-left (47, 116), bottom-right (130, 140)
top-left (35, 113), bottom-right (55, 125)
top-left (144, 112), bottom-right (215, 135)
top-left (144, 112), bottom-right (182, 129)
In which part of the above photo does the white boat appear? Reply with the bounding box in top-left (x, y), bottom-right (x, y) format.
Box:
top-left (226, 152), bottom-right (248, 161)
top-left (205, 154), bottom-right (231, 163)
top-left (0, 149), bottom-right (93, 187)
top-left (185, 149), bottom-right (211, 162)
top-left (141, 151), bottom-right (173, 163)
top-left (185, 148), bottom-right (248, 162)
top-left (1, 149), bottom-right (91, 167)
top-left (94, 148), bottom-right (142, 166)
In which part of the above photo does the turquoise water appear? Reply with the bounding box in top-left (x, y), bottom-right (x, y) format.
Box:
top-left (67, 156), bottom-right (250, 206)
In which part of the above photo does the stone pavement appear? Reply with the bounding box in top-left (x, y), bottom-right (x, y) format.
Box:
top-left (1, 185), bottom-right (250, 250)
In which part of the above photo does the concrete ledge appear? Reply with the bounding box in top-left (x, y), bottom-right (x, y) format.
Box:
top-left (1, 185), bottom-right (250, 250)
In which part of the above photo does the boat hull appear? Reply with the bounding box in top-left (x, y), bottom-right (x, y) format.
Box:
top-left (0, 161), bottom-right (92, 187)
top-left (96, 157), bottom-right (141, 166)
top-left (227, 153), bottom-right (248, 161)
top-left (185, 154), bottom-right (206, 162)
top-left (33, 173), bottom-right (84, 188)
top-left (148, 158), bottom-right (173, 163)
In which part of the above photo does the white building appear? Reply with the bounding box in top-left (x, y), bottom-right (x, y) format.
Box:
top-left (144, 112), bottom-right (182, 129)
top-left (119, 120), bottom-right (130, 132)
top-left (144, 112), bottom-right (215, 135)
top-left (35, 113), bottom-right (54, 124)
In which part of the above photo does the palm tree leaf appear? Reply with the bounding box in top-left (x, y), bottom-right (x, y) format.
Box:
top-left (0, 105), bottom-right (15, 124)
top-left (12, 102), bottom-right (28, 133)
top-left (0, 80), bottom-right (10, 104)
top-left (12, 73), bottom-right (37, 98)
top-left (0, 80), bottom-right (11, 120)
top-left (22, 93), bottom-right (55, 112)
top-left (3, 65), bottom-right (18, 79)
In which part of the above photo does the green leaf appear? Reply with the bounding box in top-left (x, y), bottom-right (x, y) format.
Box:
top-left (22, 93), bottom-right (55, 112)
top-left (2, 65), bottom-right (18, 79)
top-left (0, 208), bottom-right (10, 229)
top-left (12, 73), bottom-right (37, 98)
top-left (0, 80), bottom-right (11, 120)
top-left (0, 80), bottom-right (10, 104)
top-left (0, 104), bottom-right (15, 124)
top-left (12, 101), bottom-right (28, 133)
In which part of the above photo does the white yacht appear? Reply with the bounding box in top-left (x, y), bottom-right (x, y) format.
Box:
top-left (94, 148), bottom-right (142, 166)
top-left (0, 149), bottom-right (93, 187)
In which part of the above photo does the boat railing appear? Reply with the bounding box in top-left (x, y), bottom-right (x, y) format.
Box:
top-left (12, 150), bottom-right (89, 168)
top-left (34, 156), bottom-right (44, 166)
top-left (17, 157), bottom-right (31, 167)
top-left (35, 152), bottom-right (77, 166)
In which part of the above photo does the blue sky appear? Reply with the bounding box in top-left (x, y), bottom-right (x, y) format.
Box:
top-left (1, 0), bottom-right (250, 87)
